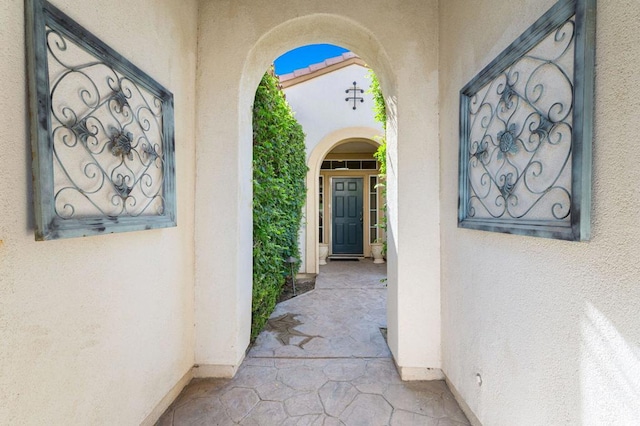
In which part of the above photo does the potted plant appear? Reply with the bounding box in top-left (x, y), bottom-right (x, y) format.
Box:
top-left (318, 243), bottom-right (329, 265)
top-left (370, 239), bottom-right (385, 264)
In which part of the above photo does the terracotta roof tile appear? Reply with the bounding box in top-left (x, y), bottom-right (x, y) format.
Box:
top-left (278, 52), bottom-right (364, 84)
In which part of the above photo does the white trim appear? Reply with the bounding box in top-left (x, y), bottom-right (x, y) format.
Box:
top-left (368, 174), bottom-right (379, 245)
top-left (396, 365), bottom-right (445, 381)
top-left (192, 360), bottom-right (244, 379)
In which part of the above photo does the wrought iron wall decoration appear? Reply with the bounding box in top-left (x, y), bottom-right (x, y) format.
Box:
top-left (458, 0), bottom-right (595, 241)
top-left (345, 81), bottom-right (364, 110)
top-left (25, 0), bottom-right (176, 240)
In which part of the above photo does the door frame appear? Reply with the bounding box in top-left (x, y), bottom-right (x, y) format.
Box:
top-left (330, 176), bottom-right (364, 256)
top-left (326, 173), bottom-right (379, 257)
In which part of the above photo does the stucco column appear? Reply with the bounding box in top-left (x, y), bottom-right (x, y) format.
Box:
top-left (386, 67), bottom-right (442, 380)
top-left (193, 19), bottom-right (253, 375)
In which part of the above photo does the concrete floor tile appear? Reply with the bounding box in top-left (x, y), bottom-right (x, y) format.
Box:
top-left (242, 357), bottom-right (275, 367)
top-left (322, 359), bottom-right (366, 381)
top-left (295, 335), bottom-right (328, 353)
top-left (424, 381), bottom-right (450, 395)
top-left (302, 359), bottom-right (332, 369)
top-left (219, 387), bottom-right (260, 422)
top-left (255, 380), bottom-right (299, 402)
top-left (282, 414), bottom-right (322, 426)
top-left (240, 400), bottom-right (287, 426)
top-left (390, 410), bottom-right (439, 426)
top-left (284, 392), bottom-right (325, 416)
top-left (352, 359), bottom-right (403, 388)
top-left (311, 415), bottom-right (346, 426)
top-left (353, 381), bottom-right (388, 395)
top-left (274, 344), bottom-right (307, 357)
top-left (309, 415), bottom-right (345, 426)
top-left (318, 381), bottom-right (359, 417)
top-left (277, 365), bottom-right (328, 391)
top-left (442, 395), bottom-right (471, 424)
top-left (246, 347), bottom-right (275, 358)
top-left (339, 393), bottom-right (392, 426)
top-left (173, 397), bottom-right (232, 426)
top-left (349, 342), bottom-right (381, 357)
top-left (232, 365), bottom-right (277, 388)
top-left (155, 409), bottom-right (174, 426)
top-left (274, 358), bottom-right (307, 368)
top-left (173, 379), bottom-right (230, 408)
top-left (383, 384), bottom-right (445, 418)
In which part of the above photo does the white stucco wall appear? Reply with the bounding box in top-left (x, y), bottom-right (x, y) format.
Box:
top-left (440, 1), bottom-right (640, 424)
top-left (283, 63), bottom-right (383, 158)
top-left (195, 0), bottom-right (441, 379)
top-left (0, 0), bottom-right (198, 424)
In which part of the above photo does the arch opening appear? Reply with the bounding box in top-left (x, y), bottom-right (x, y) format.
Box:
top-left (238, 14), bottom-right (398, 364)
top-left (250, 40), bottom-right (386, 345)
top-left (305, 129), bottom-right (383, 271)
top-left (238, 16), bottom-right (400, 367)
top-left (240, 16), bottom-right (397, 273)
top-left (195, 9), bottom-right (442, 381)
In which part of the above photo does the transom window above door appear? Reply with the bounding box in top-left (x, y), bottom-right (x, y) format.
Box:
top-left (321, 160), bottom-right (377, 170)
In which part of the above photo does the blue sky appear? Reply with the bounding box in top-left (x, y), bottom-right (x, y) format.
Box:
top-left (274, 44), bottom-right (349, 75)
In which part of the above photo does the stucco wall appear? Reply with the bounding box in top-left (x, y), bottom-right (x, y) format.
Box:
top-left (440, 1), bottom-right (640, 424)
top-left (0, 0), bottom-right (198, 424)
top-left (283, 64), bottom-right (383, 159)
top-left (195, 0), bottom-right (441, 378)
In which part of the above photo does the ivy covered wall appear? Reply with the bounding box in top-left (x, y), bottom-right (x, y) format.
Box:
top-left (252, 70), bottom-right (308, 340)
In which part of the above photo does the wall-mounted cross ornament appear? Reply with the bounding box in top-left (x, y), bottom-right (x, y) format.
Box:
top-left (345, 81), bottom-right (364, 110)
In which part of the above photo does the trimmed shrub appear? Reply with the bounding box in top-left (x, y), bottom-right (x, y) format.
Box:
top-left (252, 70), bottom-right (308, 340)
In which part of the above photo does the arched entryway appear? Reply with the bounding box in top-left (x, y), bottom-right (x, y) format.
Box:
top-left (194, 10), bottom-right (442, 381)
top-left (304, 127), bottom-right (382, 273)
top-left (317, 139), bottom-right (383, 259)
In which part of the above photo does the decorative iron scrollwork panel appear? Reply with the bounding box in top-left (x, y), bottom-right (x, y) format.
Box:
top-left (458, 0), bottom-right (595, 241)
top-left (26, 0), bottom-right (176, 240)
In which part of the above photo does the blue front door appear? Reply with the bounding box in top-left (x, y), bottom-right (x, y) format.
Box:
top-left (332, 178), bottom-right (363, 255)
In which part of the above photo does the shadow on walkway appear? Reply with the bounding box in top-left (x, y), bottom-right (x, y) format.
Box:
top-left (157, 259), bottom-right (469, 425)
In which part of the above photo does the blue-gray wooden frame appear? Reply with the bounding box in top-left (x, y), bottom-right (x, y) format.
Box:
top-left (25, 0), bottom-right (177, 240)
top-left (458, 0), bottom-right (596, 241)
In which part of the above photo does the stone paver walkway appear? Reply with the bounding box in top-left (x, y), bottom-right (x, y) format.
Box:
top-left (157, 259), bottom-right (469, 426)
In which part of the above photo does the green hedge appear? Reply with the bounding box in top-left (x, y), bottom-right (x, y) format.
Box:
top-left (252, 70), bottom-right (308, 340)
top-left (367, 70), bottom-right (388, 252)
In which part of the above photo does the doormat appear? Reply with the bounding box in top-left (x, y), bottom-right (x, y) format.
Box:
top-left (328, 257), bottom-right (360, 261)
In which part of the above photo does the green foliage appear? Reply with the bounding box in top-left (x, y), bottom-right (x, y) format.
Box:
top-left (367, 70), bottom-right (387, 176)
top-left (252, 70), bottom-right (308, 341)
top-left (367, 70), bottom-right (388, 254)
top-left (373, 139), bottom-right (386, 177)
top-left (367, 69), bottom-right (387, 130)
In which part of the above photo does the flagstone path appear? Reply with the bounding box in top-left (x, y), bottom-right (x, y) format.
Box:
top-left (157, 259), bottom-right (469, 426)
